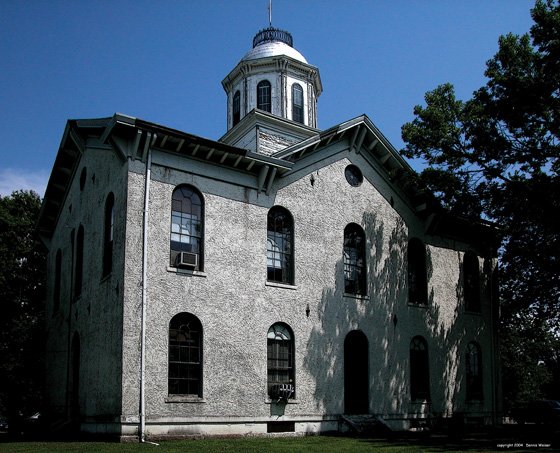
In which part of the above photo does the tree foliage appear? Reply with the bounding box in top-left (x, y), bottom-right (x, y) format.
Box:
top-left (0, 190), bottom-right (46, 418)
top-left (401, 0), bottom-right (560, 406)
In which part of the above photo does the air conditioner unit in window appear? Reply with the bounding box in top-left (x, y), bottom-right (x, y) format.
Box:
top-left (177, 252), bottom-right (198, 269)
top-left (269, 384), bottom-right (294, 402)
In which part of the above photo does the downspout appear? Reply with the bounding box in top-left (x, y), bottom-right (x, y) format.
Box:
top-left (140, 132), bottom-right (155, 442)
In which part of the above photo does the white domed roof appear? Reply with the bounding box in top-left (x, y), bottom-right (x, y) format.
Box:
top-left (242, 41), bottom-right (307, 63)
top-left (242, 27), bottom-right (308, 64)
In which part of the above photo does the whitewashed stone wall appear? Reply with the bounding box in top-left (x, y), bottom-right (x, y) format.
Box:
top-left (45, 141), bottom-right (129, 428)
top-left (115, 142), bottom-right (496, 436)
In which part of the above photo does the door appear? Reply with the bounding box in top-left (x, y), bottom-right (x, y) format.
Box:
top-left (344, 330), bottom-right (369, 414)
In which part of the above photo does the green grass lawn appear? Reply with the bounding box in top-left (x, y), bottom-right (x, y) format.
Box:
top-left (0, 434), bottom-right (539, 453)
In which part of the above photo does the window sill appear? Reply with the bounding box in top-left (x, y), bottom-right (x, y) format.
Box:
top-left (165, 395), bottom-right (206, 403)
top-left (167, 266), bottom-right (207, 278)
top-left (265, 281), bottom-right (297, 290)
top-left (265, 399), bottom-right (298, 404)
top-left (343, 293), bottom-right (369, 300)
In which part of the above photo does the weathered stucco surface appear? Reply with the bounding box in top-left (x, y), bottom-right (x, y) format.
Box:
top-left (45, 130), bottom-right (497, 438)
top-left (45, 141), bottom-right (128, 427)
top-left (114, 141), bottom-right (497, 436)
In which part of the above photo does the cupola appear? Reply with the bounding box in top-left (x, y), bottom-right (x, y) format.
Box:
top-left (221, 26), bottom-right (323, 155)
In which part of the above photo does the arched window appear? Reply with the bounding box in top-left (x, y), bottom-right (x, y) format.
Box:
top-left (70, 332), bottom-right (81, 418)
top-left (267, 323), bottom-right (295, 399)
top-left (102, 193), bottom-right (114, 277)
top-left (410, 336), bottom-right (430, 401)
top-left (170, 185), bottom-right (203, 270)
top-left (466, 342), bottom-right (483, 400)
top-left (74, 225), bottom-right (84, 299)
top-left (267, 206), bottom-right (294, 284)
top-left (257, 80), bottom-right (272, 112)
top-left (464, 252), bottom-right (481, 312)
top-left (232, 90), bottom-right (241, 126)
top-left (343, 223), bottom-right (367, 295)
top-left (292, 83), bottom-right (304, 124)
top-left (53, 249), bottom-right (62, 312)
top-left (408, 238), bottom-right (427, 305)
top-left (168, 313), bottom-right (203, 397)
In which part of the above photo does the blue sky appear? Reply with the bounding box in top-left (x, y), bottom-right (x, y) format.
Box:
top-left (0, 0), bottom-right (536, 197)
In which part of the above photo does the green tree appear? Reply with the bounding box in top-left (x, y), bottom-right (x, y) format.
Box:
top-left (401, 0), bottom-right (560, 408)
top-left (0, 190), bottom-right (46, 419)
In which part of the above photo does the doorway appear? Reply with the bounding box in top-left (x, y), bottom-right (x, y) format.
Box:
top-left (344, 330), bottom-right (369, 414)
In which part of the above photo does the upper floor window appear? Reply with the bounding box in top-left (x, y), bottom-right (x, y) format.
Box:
top-left (53, 249), bottom-right (62, 312)
top-left (168, 312), bottom-right (203, 397)
top-left (233, 91), bottom-right (241, 126)
top-left (292, 83), bottom-right (304, 124)
top-left (79, 167), bottom-right (87, 191)
top-left (343, 223), bottom-right (367, 295)
top-left (408, 238), bottom-right (428, 305)
top-left (464, 252), bottom-right (481, 312)
top-left (170, 185), bottom-right (203, 271)
top-left (410, 336), bottom-right (430, 401)
top-left (74, 225), bottom-right (84, 299)
top-left (257, 80), bottom-right (272, 112)
top-left (102, 193), bottom-right (114, 277)
top-left (466, 341), bottom-right (483, 400)
top-left (267, 323), bottom-right (295, 400)
top-left (267, 206), bottom-right (294, 284)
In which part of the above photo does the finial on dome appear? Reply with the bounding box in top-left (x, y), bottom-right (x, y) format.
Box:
top-left (252, 0), bottom-right (293, 49)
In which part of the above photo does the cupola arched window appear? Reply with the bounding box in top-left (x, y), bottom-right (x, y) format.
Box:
top-left (232, 90), bottom-right (241, 126)
top-left (410, 336), bottom-right (430, 401)
top-left (292, 83), bottom-right (304, 124)
top-left (170, 185), bottom-right (204, 270)
top-left (408, 238), bottom-right (428, 305)
top-left (464, 252), bottom-right (481, 312)
top-left (267, 206), bottom-right (294, 284)
top-left (343, 223), bottom-right (367, 295)
top-left (257, 80), bottom-right (272, 112)
top-left (168, 313), bottom-right (203, 397)
top-left (466, 341), bottom-right (483, 400)
top-left (267, 323), bottom-right (295, 399)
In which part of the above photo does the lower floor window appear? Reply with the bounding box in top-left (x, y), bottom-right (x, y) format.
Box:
top-left (410, 336), bottom-right (430, 401)
top-left (267, 323), bottom-right (295, 399)
top-left (169, 312), bottom-right (202, 397)
top-left (466, 342), bottom-right (483, 400)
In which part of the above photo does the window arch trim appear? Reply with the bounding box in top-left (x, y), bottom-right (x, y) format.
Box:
top-left (267, 206), bottom-right (294, 285)
top-left (408, 238), bottom-right (428, 305)
top-left (267, 322), bottom-right (295, 399)
top-left (53, 249), bottom-right (62, 312)
top-left (168, 312), bottom-right (203, 397)
top-left (257, 80), bottom-right (272, 112)
top-left (466, 341), bottom-right (483, 400)
top-left (170, 185), bottom-right (204, 271)
top-left (232, 90), bottom-right (241, 126)
top-left (464, 252), bottom-right (481, 312)
top-left (343, 223), bottom-right (367, 296)
top-left (292, 83), bottom-right (304, 124)
top-left (102, 192), bottom-right (114, 277)
top-left (410, 335), bottom-right (430, 401)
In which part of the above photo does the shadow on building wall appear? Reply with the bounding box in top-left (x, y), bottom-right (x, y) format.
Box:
top-left (303, 211), bottom-right (486, 420)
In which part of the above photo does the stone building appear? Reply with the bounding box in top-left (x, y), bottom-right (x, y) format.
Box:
top-left (38, 25), bottom-right (500, 439)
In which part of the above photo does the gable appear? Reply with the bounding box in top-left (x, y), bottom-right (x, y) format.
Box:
top-left (272, 115), bottom-right (498, 253)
